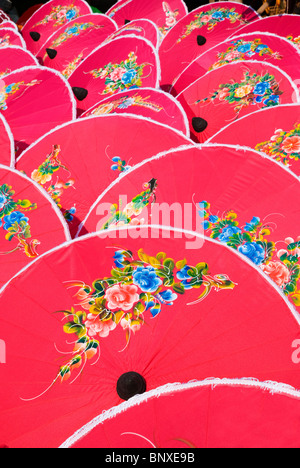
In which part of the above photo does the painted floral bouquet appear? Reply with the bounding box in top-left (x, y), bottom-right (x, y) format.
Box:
top-left (0, 183), bottom-right (39, 258)
top-left (56, 248), bottom-right (236, 382)
top-left (177, 7), bottom-right (249, 43)
top-left (196, 71), bottom-right (283, 118)
top-left (89, 51), bottom-right (149, 95)
top-left (255, 123), bottom-right (300, 167)
top-left (200, 201), bottom-right (300, 307)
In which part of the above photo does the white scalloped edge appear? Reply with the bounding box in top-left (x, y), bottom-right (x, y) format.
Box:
top-left (171, 32), bottom-right (300, 93)
top-left (176, 59), bottom-right (300, 102)
top-left (80, 86), bottom-right (190, 137)
top-left (59, 376), bottom-right (300, 448)
top-left (0, 223), bottom-right (298, 327)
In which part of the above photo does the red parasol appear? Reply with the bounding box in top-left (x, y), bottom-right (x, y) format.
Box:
top-left (0, 226), bottom-right (299, 448)
top-left (0, 46), bottom-right (39, 78)
top-left (171, 32), bottom-right (300, 97)
top-left (106, 0), bottom-right (188, 43)
top-left (159, 1), bottom-right (260, 90)
top-left (61, 378), bottom-right (300, 448)
top-left (80, 87), bottom-right (190, 136)
top-left (0, 21), bottom-right (18, 31)
top-left (16, 114), bottom-right (192, 237)
top-left (175, 60), bottom-right (300, 143)
top-left (21, 0), bottom-right (92, 55)
top-left (37, 13), bottom-right (118, 78)
top-left (0, 27), bottom-right (26, 48)
top-left (80, 143), bottom-right (300, 310)
top-left (228, 14), bottom-right (300, 52)
top-left (68, 35), bottom-right (160, 116)
top-left (208, 104), bottom-right (300, 178)
top-left (0, 164), bottom-right (70, 288)
top-left (0, 65), bottom-right (76, 155)
top-left (104, 18), bottom-right (160, 50)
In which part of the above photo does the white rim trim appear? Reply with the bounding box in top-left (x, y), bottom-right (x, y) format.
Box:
top-left (60, 376), bottom-right (300, 448)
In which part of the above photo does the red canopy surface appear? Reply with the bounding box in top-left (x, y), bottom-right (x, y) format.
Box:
top-left (62, 379), bottom-right (300, 448)
top-left (0, 227), bottom-right (299, 448)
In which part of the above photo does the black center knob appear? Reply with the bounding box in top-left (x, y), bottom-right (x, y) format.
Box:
top-left (117, 372), bottom-right (146, 400)
top-left (197, 35), bottom-right (207, 46)
top-left (192, 117), bottom-right (208, 133)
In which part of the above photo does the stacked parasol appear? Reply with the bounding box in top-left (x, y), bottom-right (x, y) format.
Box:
top-left (0, 0), bottom-right (300, 449)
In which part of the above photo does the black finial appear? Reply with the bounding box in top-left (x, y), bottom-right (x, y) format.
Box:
top-left (117, 372), bottom-right (147, 401)
top-left (29, 31), bottom-right (41, 42)
top-left (46, 48), bottom-right (57, 59)
top-left (192, 117), bottom-right (208, 133)
top-left (72, 87), bottom-right (88, 101)
top-left (197, 35), bottom-right (207, 46)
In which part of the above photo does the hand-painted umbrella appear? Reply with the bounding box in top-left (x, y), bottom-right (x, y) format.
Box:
top-left (0, 9), bottom-right (10, 23)
top-left (0, 28), bottom-right (26, 48)
top-left (106, 0), bottom-right (188, 43)
top-left (0, 20), bottom-right (18, 31)
top-left (0, 113), bottom-right (14, 167)
top-left (0, 46), bottom-right (39, 78)
top-left (104, 18), bottom-right (160, 50)
top-left (208, 104), bottom-right (300, 178)
top-left (0, 164), bottom-right (70, 288)
top-left (80, 87), bottom-right (190, 136)
top-left (37, 14), bottom-right (118, 78)
top-left (21, 0), bottom-right (92, 55)
top-left (61, 378), bottom-right (300, 448)
top-left (159, 2), bottom-right (260, 90)
top-left (228, 14), bottom-right (300, 52)
top-left (68, 35), bottom-right (160, 116)
top-left (176, 61), bottom-right (300, 143)
top-left (16, 114), bottom-right (193, 237)
top-left (0, 225), bottom-right (299, 448)
top-left (80, 144), bottom-right (300, 310)
top-left (171, 33), bottom-right (300, 97)
top-left (0, 66), bottom-right (76, 155)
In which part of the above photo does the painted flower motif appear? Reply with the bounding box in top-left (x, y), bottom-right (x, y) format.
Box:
top-left (234, 85), bottom-right (253, 98)
top-left (110, 67), bottom-right (126, 82)
top-left (281, 136), bottom-right (300, 154)
top-left (123, 201), bottom-right (144, 217)
top-left (218, 87), bottom-right (230, 100)
top-left (85, 314), bottom-right (117, 338)
top-left (121, 69), bottom-right (137, 85)
top-left (158, 289), bottom-right (178, 304)
top-left (2, 211), bottom-right (28, 230)
top-left (218, 226), bottom-right (242, 243)
top-left (261, 261), bottom-right (290, 287)
top-left (31, 168), bottom-right (52, 185)
top-left (237, 43), bottom-right (252, 53)
top-left (253, 82), bottom-right (270, 95)
top-left (132, 266), bottom-right (162, 292)
top-left (120, 315), bottom-right (142, 333)
top-left (105, 283), bottom-right (140, 311)
top-left (176, 265), bottom-right (193, 289)
top-left (0, 193), bottom-right (7, 210)
top-left (238, 242), bottom-right (265, 265)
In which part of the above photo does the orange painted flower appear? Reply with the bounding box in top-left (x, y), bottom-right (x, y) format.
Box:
top-left (281, 136), bottom-right (300, 154)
